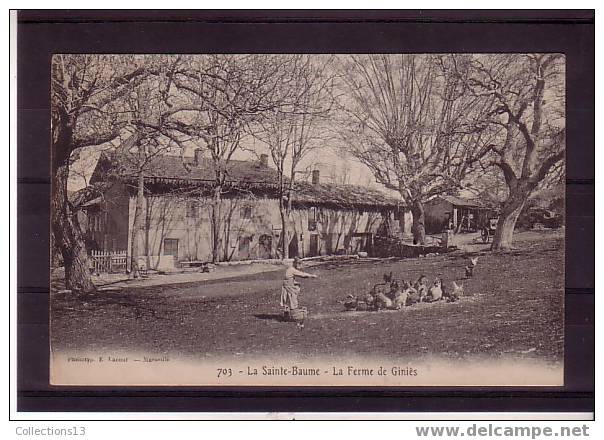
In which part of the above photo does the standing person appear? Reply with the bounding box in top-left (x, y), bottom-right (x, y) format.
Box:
top-left (281, 257), bottom-right (317, 327)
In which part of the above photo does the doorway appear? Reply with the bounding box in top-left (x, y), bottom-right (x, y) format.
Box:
top-left (309, 234), bottom-right (319, 257)
top-left (288, 234), bottom-right (299, 258)
top-left (258, 234), bottom-right (272, 259)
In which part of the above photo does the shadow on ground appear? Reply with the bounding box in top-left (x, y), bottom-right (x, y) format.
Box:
top-left (51, 230), bottom-right (564, 362)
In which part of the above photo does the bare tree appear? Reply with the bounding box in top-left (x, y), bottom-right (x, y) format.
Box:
top-left (68, 147), bottom-right (108, 189)
top-left (335, 161), bottom-right (353, 186)
top-left (461, 54), bottom-right (565, 250)
top-left (169, 55), bottom-right (296, 262)
top-left (252, 55), bottom-right (335, 258)
top-left (336, 54), bottom-right (497, 244)
top-left (464, 166), bottom-right (509, 205)
top-left (51, 54), bottom-right (155, 291)
top-left (118, 64), bottom-right (187, 278)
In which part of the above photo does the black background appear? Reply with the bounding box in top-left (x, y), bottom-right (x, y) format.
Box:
top-left (16, 10), bottom-right (595, 416)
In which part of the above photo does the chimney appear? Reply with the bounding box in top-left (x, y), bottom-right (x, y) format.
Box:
top-left (312, 169), bottom-right (320, 185)
top-left (193, 148), bottom-right (204, 166)
top-left (259, 153), bottom-right (268, 167)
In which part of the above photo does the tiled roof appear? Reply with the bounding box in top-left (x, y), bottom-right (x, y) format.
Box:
top-left (93, 151), bottom-right (402, 209)
top-left (291, 181), bottom-right (401, 209)
top-left (109, 153), bottom-right (282, 185)
top-left (433, 195), bottom-right (491, 209)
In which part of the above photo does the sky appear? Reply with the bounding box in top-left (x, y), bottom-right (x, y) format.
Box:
top-left (66, 53), bottom-right (564, 205)
top-left (67, 136), bottom-right (381, 193)
top-left (66, 54), bottom-right (382, 192)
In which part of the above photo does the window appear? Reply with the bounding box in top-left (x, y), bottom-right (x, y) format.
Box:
top-left (308, 207), bottom-right (318, 231)
top-left (238, 236), bottom-right (251, 257)
top-left (186, 201), bottom-right (200, 218)
top-left (240, 206), bottom-right (252, 220)
top-left (258, 234), bottom-right (272, 247)
top-left (163, 238), bottom-right (179, 257)
top-left (90, 214), bottom-right (102, 232)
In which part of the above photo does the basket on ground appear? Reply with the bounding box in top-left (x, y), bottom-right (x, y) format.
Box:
top-left (288, 307), bottom-right (308, 321)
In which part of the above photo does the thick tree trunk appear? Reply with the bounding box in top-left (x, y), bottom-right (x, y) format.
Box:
top-left (210, 186), bottom-right (222, 263)
top-left (221, 204), bottom-right (236, 261)
top-left (491, 190), bottom-right (528, 251)
top-left (144, 197), bottom-right (152, 270)
top-left (129, 171), bottom-right (145, 279)
top-left (410, 199), bottom-right (426, 245)
top-left (51, 163), bottom-right (95, 292)
top-left (279, 199), bottom-right (290, 259)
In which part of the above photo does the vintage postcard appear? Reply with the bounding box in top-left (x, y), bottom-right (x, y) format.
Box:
top-left (50, 53), bottom-right (565, 386)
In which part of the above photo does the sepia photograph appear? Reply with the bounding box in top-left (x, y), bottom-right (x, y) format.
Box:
top-left (49, 53), bottom-right (566, 386)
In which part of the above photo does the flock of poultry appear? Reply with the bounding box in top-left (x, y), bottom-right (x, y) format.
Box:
top-left (343, 257), bottom-right (479, 312)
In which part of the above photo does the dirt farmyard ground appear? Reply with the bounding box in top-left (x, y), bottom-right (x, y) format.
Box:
top-left (50, 230), bottom-right (564, 363)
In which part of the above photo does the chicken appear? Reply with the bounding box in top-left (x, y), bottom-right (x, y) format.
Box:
top-left (465, 256), bottom-right (479, 278)
top-left (448, 281), bottom-right (464, 302)
top-left (427, 279), bottom-right (443, 302)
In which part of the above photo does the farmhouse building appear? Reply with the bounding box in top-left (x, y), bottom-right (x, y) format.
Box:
top-left (83, 150), bottom-right (410, 270)
top-left (424, 195), bottom-right (495, 234)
